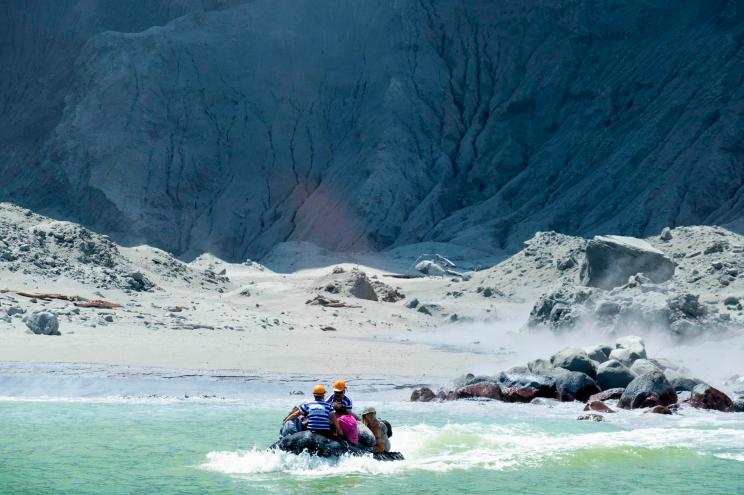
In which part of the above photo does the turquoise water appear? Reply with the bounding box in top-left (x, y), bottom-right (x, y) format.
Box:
top-left (2, 398), bottom-right (743, 495)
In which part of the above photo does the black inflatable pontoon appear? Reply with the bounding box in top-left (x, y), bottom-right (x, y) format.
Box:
top-left (272, 431), bottom-right (405, 461)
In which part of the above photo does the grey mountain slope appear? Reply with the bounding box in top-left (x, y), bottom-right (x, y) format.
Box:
top-left (1, 0), bottom-right (743, 261)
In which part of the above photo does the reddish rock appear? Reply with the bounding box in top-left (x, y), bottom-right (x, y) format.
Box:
top-left (640, 395), bottom-right (661, 408)
top-left (501, 386), bottom-right (540, 403)
top-left (410, 387), bottom-right (436, 402)
top-left (688, 387), bottom-right (734, 412)
top-left (647, 405), bottom-right (673, 415)
top-left (447, 382), bottom-right (502, 401)
top-left (588, 388), bottom-right (625, 402)
top-left (584, 401), bottom-right (616, 413)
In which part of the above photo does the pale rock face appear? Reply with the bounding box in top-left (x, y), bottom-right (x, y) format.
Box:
top-left (1, 1), bottom-right (744, 260)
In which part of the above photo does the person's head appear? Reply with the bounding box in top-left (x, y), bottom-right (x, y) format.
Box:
top-left (331, 401), bottom-right (348, 416)
top-left (332, 379), bottom-right (346, 401)
top-left (312, 384), bottom-right (326, 400)
top-left (361, 406), bottom-right (376, 421)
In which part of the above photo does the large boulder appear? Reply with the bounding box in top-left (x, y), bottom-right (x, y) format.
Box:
top-left (585, 344), bottom-right (612, 364)
top-left (630, 359), bottom-right (662, 376)
top-left (550, 348), bottom-right (597, 378)
top-left (496, 372), bottom-right (557, 398)
top-left (580, 235), bottom-right (675, 289)
top-left (608, 348), bottom-right (643, 367)
top-left (615, 336), bottom-right (648, 359)
top-left (446, 382), bottom-right (502, 401)
top-left (410, 387), bottom-right (436, 402)
top-left (688, 386), bottom-right (735, 412)
top-left (596, 360), bottom-right (636, 390)
top-left (618, 371), bottom-right (677, 409)
top-left (588, 388), bottom-right (625, 402)
top-left (548, 370), bottom-right (601, 402)
top-left (527, 358), bottom-right (554, 374)
top-left (501, 387), bottom-right (542, 403)
top-left (23, 311), bottom-right (60, 336)
top-left (668, 376), bottom-right (707, 392)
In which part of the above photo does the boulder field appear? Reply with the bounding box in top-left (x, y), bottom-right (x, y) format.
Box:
top-left (412, 335), bottom-right (741, 415)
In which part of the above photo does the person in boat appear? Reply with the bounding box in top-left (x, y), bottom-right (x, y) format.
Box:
top-left (325, 379), bottom-right (353, 413)
top-left (284, 385), bottom-right (340, 437)
top-left (331, 401), bottom-right (358, 446)
top-left (361, 406), bottom-right (390, 452)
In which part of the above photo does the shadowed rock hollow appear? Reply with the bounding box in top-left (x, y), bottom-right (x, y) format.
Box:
top-left (2, 0), bottom-right (744, 260)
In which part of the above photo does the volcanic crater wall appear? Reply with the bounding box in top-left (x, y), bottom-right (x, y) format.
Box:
top-left (2, 0), bottom-right (743, 260)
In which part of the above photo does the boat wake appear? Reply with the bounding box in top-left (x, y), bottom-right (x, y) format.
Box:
top-left (202, 421), bottom-right (744, 478)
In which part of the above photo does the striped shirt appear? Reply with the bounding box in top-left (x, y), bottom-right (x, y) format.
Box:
top-left (324, 394), bottom-right (353, 411)
top-left (298, 401), bottom-right (334, 431)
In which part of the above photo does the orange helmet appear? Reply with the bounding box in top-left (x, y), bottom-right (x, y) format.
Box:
top-left (332, 380), bottom-right (347, 392)
top-left (312, 384), bottom-right (327, 395)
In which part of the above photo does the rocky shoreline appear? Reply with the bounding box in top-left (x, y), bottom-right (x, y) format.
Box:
top-left (412, 335), bottom-right (744, 418)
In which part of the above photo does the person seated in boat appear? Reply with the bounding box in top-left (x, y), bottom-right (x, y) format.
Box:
top-left (283, 384), bottom-right (340, 437)
top-left (331, 401), bottom-right (358, 445)
top-left (325, 379), bottom-right (353, 413)
top-left (361, 406), bottom-right (390, 452)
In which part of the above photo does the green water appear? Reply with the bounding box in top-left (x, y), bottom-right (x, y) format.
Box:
top-left (1, 400), bottom-right (743, 495)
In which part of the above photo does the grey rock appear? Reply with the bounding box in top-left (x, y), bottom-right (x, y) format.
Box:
top-left (416, 303), bottom-right (441, 316)
top-left (608, 347), bottom-right (644, 367)
top-left (580, 236), bottom-right (675, 289)
top-left (629, 359), bottom-right (662, 376)
top-left (527, 358), bottom-right (554, 374)
top-left (596, 360), bottom-right (636, 390)
top-left (415, 260), bottom-right (447, 277)
top-left (619, 371), bottom-right (677, 409)
top-left (496, 371), bottom-right (557, 396)
top-left (660, 227), bottom-right (672, 241)
top-left (724, 296), bottom-right (740, 306)
top-left (6, 306), bottom-right (25, 317)
top-left (585, 344), bottom-right (612, 363)
top-left (23, 311), bottom-right (60, 336)
top-left (405, 298), bottom-right (419, 309)
top-left (615, 335), bottom-right (647, 358)
top-left (545, 369), bottom-right (600, 402)
top-left (550, 348), bottom-right (597, 378)
top-left (527, 283), bottom-right (594, 329)
top-left (127, 272), bottom-right (154, 292)
top-left (668, 293), bottom-right (706, 319)
top-left (668, 376), bottom-right (708, 392)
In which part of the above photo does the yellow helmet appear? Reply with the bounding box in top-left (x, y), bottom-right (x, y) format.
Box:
top-left (332, 380), bottom-right (347, 392)
top-left (312, 384), bottom-right (327, 395)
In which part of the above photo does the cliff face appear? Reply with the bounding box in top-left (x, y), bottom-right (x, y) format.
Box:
top-left (2, 0), bottom-right (744, 260)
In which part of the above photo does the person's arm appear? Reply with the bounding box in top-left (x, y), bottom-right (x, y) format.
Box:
top-left (282, 406), bottom-right (300, 423)
top-left (329, 411), bottom-right (341, 436)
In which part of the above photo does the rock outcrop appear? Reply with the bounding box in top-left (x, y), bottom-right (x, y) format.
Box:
top-left (580, 236), bottom-right (675, 289)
